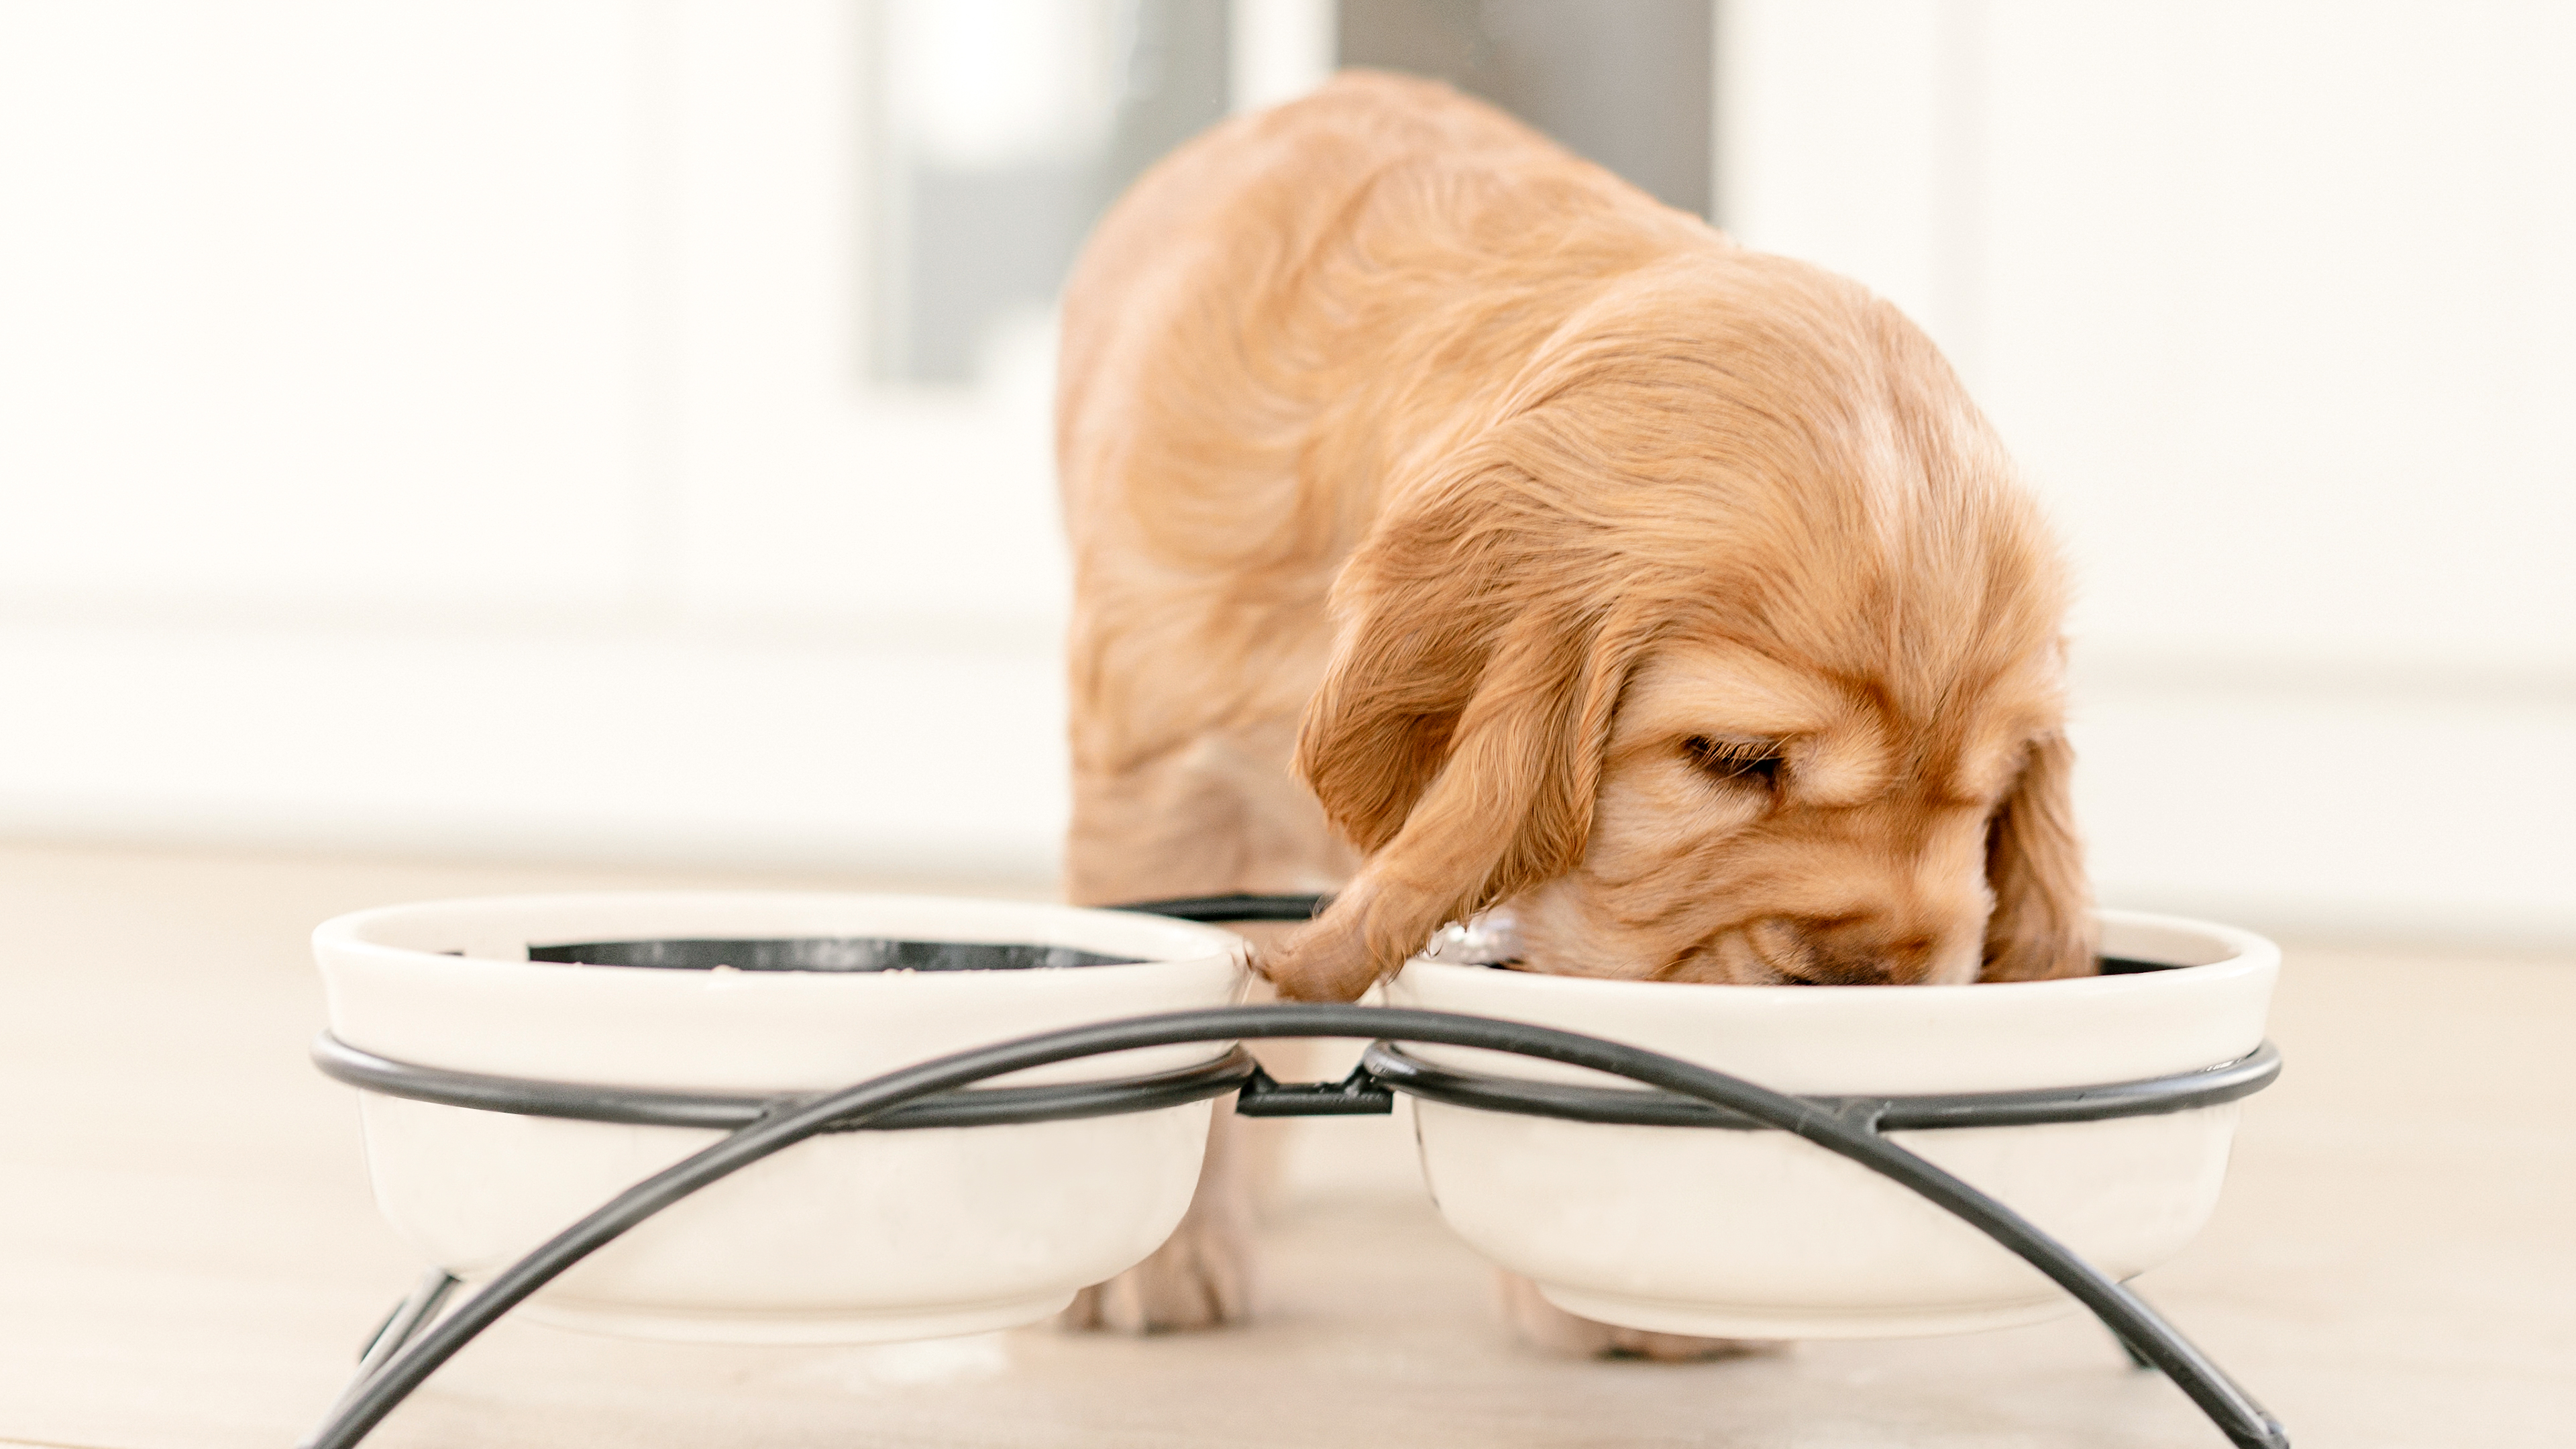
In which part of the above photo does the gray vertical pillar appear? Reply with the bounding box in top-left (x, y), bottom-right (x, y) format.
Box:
top-left (1336, 0), bottom-right (1714, 219)
top-left (1093, 0), bottom-right (1233, 215)
top-left (872, 0), bottom-right (1232, 385)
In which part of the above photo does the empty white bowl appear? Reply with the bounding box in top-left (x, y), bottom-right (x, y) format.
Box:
top-left (1383, 909), bottom-right (2278, 1340)
top-left (314, 893), bottom-right (1250, 1343)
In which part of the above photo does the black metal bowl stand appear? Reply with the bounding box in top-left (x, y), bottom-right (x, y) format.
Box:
top-left (301, 896), bottom-right (2290, 1449)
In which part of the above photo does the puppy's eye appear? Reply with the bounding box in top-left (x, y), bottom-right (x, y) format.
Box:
top-left (1683, 736), bottom-right (1783, 790)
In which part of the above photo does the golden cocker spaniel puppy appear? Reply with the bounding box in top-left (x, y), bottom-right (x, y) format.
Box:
top-left (1055, 72), bottom-right (2094, 1351)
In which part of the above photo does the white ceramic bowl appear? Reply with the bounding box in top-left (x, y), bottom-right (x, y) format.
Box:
top-left (1384, 909), bottom-right (2277, 1340)
top-left (314, 892), bottom-right (1250, 1344)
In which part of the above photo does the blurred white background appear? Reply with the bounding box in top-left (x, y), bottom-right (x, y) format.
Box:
top-left (1, 1), bottom-right (2568, 943)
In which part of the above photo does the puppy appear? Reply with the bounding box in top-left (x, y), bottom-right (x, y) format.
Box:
top-left (1055, 73), bottom-right (2093, 1351)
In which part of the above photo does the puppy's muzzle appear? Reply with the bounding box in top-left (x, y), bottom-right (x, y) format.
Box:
top-left (1741, 916), bottom-right (1950, 985)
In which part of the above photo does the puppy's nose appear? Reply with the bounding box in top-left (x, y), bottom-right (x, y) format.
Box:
top-left (1746, 916), bottom-right (1940, 985)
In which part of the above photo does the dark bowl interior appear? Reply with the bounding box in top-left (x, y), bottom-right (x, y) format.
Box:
top-left (527, 937), bottom-right (1138, 973)
top-left (527, 938), bottom-right (2172, 978)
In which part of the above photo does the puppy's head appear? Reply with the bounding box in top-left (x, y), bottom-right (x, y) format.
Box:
top-left (1267, 252), bottom-right (2093, 1000)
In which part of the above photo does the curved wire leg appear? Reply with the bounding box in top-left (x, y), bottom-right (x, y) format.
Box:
top-left (2111, 1314), bottom-right (2161, 1371)
top-left (324, 1268), bottom-right (460, 1424)
top-left (298, 1006), bottom-right (2287, 1449)
top-left (1828, 1126), bottom-right (2286, 1448)
top-left (358, 1269), bottom-right (460, 1366)
top-left (1964, 1242), bottom-right (2282, 1446)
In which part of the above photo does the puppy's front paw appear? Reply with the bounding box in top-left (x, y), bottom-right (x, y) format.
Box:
top-left (1497, 1271), bottom-right (1773, 1362)
top-left (1059, 1106), bottom-right (1256, 1334)
top-left (1059, 1210), bottom-right (1253, 1333)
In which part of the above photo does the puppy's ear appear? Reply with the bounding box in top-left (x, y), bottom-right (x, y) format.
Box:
top-left (1265, 463), bottom-right (1655, 1001)
top-left (1980, 731), bottom-right (2097, 981)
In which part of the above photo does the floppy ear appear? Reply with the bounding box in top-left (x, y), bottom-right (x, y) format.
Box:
top-left (1263, 468), bottom-right (1656, 1001)
top-left (1980, 731), bottom-right (2097, 981)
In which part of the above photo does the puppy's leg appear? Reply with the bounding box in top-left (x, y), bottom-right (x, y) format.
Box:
top-left (1496, 1271), bottom-right (1774, 1361)
top-left (1058, 932), bottom-right (1324, 1333)
top-left (1059, 1102), bottom-right (1257, 1332)
top-left (1057, 724), bottom-right (1348, 1333)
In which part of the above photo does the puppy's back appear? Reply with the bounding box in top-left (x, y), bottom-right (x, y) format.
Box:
top-left (1061, 72), bottom-right (1565, 478)
top-left (1056, 74), bottom-right (1722, 905)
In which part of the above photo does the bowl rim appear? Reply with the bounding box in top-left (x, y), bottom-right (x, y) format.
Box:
top-left (313, 890), bottom-right (1252, 989)
top-left (1393, 907), bottom-right (2276, 1004)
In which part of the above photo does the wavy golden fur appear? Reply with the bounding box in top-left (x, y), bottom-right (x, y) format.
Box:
top-left (1057, 73), bottom-right (2093, 1343)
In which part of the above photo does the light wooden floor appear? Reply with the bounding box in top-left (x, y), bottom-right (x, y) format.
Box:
top-left (3, 841), bottom-right (2569, 1448)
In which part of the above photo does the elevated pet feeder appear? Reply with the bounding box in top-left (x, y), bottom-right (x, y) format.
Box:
top-left (300, 892), bottom-right (2290, 1449)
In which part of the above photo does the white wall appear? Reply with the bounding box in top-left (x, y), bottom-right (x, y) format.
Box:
top-left (3, 2), bottom-right (2567, 941)
top-left (0, 1), bottom-right (1074, 884)
top-left (1723, 0), bottom-right (2576, 943)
